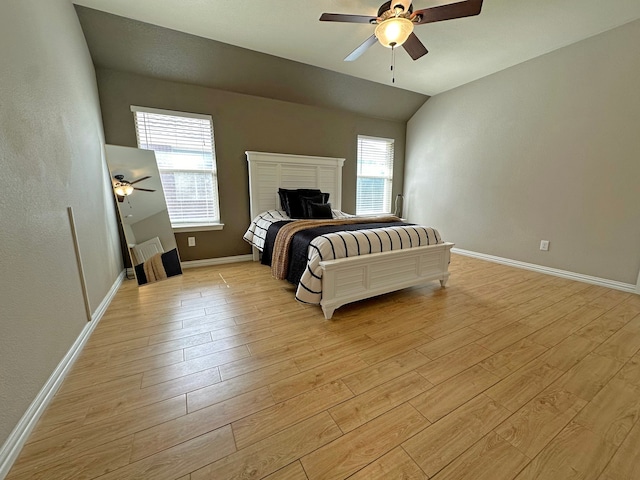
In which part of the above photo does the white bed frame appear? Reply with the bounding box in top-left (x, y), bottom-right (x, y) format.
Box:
top-left (246, 151), bottom-right (454, 319)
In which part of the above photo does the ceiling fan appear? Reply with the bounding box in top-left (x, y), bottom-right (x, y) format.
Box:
top-left (113, 174), bottom-right (156, 202)
top-left (320, 0), bottom-right (483, 62)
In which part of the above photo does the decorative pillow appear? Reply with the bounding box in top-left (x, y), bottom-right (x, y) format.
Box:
top-left (279, 188), bottom-right (323, 218)
top-left (301, 193), bottom-right (330, 218)
top-left (306, 201), bottom-right (332, 219)
top-left (277, 188), bottom-right (294, 215)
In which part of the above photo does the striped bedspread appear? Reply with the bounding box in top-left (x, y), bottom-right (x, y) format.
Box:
top-left (243, 209), bottom-right (353, 251)
top-left (243, 210), bottom-right (290, 251)
top-left (271, 216), bottom-right (401, 281)
top-left (296, 224), bottom-right (442, 305)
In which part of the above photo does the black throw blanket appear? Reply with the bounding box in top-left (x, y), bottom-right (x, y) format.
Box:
top-left (262, 220), bottom-right (412, 285)
top-left (261, 220), bottom-right (291, 267)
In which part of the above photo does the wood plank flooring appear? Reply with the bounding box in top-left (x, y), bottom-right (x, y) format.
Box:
top-left (7, 255), bottom-right (640, 479)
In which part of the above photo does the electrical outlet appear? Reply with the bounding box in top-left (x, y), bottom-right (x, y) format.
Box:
top-left (540, 240), bottom-right (549, 251)
top-left (188, 236), bottom-right (196, 247)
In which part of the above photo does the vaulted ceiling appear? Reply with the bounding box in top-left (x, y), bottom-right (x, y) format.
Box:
top-left (75, 1), bottom-right (640, 122)
top-left (74, 0), bottom-right (640, 96)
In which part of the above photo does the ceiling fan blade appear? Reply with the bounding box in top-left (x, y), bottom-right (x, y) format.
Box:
top-left (129, 175), bottom-right (151, 185)
top-left (345, 35), bottom-right (378, 62)
top-left (134, 188), bottom-right (156, 192)
top-left (320, 13), bottom-right (377, 24)
top-left (412, 0), bottom-right (483, 25)
top-left (403, 32), bottom-right (428, 60)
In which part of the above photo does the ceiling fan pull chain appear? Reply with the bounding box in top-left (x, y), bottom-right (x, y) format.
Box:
top-left (391, 43), bottom-right (396, 83)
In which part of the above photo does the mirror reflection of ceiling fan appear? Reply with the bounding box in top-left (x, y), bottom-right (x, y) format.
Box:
top-left (113, 174), bottom-right (156, 202)
top-left (320, 0), bottom-right (483, 62)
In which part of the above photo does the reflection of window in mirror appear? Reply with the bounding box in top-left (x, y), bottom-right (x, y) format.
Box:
top-left (131, 106), bottom-right (222, 230)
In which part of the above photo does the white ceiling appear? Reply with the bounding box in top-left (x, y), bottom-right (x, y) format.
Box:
top-left (73, 0), bottom-right (640, 96)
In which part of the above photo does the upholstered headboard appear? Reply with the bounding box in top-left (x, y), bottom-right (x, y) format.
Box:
top-left (245, 151), bottom-right (345, 221)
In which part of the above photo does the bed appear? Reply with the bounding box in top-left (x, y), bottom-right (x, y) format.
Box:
top-left (244, 151), bottom-right (454, 319)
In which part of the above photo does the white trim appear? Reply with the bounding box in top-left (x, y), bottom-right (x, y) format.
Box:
top-left (452, 248), bottom-right (637, 294)
top-left (636, 268), bottom-right (640, 294)
top-left (0, 271), bottom-right (125, 479)
top-left (356, 136), bottom-right (394, 216)
top-left (173, 223), bottom-right (224, 233)
top-left (357, 134), bottom-right (396, 143)
top-left (181, 254), bottom-right (253, 269)
top-left (91, 271), bottom-right (125, 323)
top-left (130, 105), bottom-right (212, 121)
top-left (245, 151), bottom-right (345, 167)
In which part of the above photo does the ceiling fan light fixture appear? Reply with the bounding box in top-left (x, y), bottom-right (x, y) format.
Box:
top-left (114, 182), bottom-right (134, 197)
top-left (390, 0), bottom-right (412, 13)
top-left (375, 17), bottom-right (414, 48)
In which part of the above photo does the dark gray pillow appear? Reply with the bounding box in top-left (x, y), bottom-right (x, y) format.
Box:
top-left (306, 201), bottom-right (332, 219)
top-left (278, 188), bottom-right (291, 214)
top-left (279, 188), bottom-right (324, 218)
top-left (301, 193), bottom-right (330, 218)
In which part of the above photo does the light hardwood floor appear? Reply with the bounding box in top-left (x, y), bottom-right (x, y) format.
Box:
top-left (7, 255), bottom-right (640, 480)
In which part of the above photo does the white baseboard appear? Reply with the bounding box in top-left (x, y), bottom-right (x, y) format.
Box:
top-left (452, 248), bottom-right (637, 294)
top-left (0, 270), bottom-right (125, 479)
top-left (181, 254), bottom-right (253, 269)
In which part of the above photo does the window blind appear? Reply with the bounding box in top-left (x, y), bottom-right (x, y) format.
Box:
top-left (356, 135), bottom-right (394, 215)
top-left (132, 106), bottom-right (220, 227)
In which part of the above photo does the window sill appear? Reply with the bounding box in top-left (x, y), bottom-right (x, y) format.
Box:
top-left (172, 223), bottom-right (224, 233)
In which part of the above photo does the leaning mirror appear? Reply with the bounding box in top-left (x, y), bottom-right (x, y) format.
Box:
top-left (105, 144), bottom-right (182, 285)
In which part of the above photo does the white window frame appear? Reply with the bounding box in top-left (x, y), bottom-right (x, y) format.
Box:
top-left (131, 105), bottom-right (223, 232)
top-left (356, 135), bottom-right (395, 215)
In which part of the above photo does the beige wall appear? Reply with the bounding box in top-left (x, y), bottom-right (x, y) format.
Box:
top-left (0, 0), bottom-right (121, 445)
top-left (96, 68), bottom-right (407, 261)
top-left (405, 19), bottom-right (640, 284)
top-left (75, 6), bottom-right (427, 123)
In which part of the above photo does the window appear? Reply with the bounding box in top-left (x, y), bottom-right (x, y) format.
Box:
top-left (131, 106), bottom-right (221, 229)
top-left (356, 135), bottom-right (394, 215)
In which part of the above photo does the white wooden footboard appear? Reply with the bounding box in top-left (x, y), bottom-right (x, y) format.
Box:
top-left (319, 242), bottom-right (454, 319)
